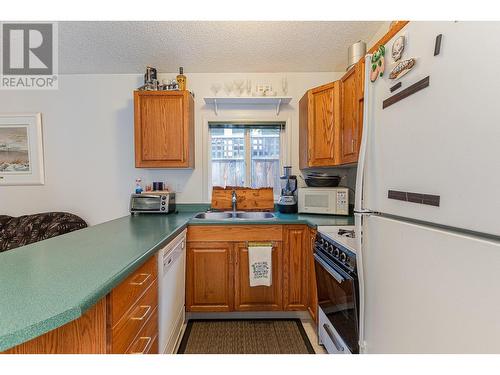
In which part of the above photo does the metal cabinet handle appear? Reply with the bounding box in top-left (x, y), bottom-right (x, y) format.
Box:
top-left (351, 138), bottom-right (355, 152)
top-left (130, 273), bottom-right (151, 286)
top-left (129, 336), bottom-right (152, 354)
top-left (131, 305), bottom-right (151, 320)
top-left (323, 324), bottom-right (345, 352)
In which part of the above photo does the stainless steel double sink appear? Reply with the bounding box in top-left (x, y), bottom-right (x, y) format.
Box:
top-left (193, 211), bottom-right (276, 220)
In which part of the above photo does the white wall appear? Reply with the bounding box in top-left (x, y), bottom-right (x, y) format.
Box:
top-left (0, 72), bottom-right (343, 225)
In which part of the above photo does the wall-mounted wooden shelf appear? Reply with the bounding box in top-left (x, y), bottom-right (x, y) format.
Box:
top-left (203, 96), bottom-right (292, 116)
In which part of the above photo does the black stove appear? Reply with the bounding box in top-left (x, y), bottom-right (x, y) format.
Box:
top-left (314, 231), bottom-right (359, 354)
top-left (315, 233), bottom-right (357, 276)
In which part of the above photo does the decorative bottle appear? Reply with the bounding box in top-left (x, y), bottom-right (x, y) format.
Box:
top-left (176, 67), bottom-right (186, 91)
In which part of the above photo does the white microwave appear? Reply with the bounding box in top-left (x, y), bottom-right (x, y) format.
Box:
top-left (298, 187), bottom-right (349, 215)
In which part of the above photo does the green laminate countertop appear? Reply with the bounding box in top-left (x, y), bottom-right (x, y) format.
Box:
top-left (187, 211), bottom-right (354, 226)
top-left (0, 208), bottom-right (352, 351)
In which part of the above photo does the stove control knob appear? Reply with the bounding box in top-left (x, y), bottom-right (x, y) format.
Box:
top-left (334, 248), bottom-right (340, 258)
top-left (328, 244), bottom-right (334, 254)
top-left (340, 252), bottom-right (347, 262)
top-left (320, 239), bottom-right (325, 247)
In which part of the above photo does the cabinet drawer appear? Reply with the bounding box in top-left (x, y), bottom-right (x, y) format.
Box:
top-left (126, 309), bottom-right (159, 354)
top-left (188, 225), bottom-right (282, 242)
top-left (110, 255), bottom-right (157, 327)
top-left (111, 279), bottom-right (158, 354)
top-left (146, 335), bottom-right (159, 354)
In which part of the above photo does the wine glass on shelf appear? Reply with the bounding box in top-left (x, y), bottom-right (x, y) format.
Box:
top-left (224, 81), bottom-right (233, 96)
top-left (281, 76), bottom-right (288, 96)
top-left (210, 83), bottom-right (222, 97)
top-left (246, 79), bottom-right (252, 96)
top-left (233, 80), bottom-right (244, 97)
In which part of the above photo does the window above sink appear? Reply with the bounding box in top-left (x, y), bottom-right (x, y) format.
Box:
top-left (207, 122), bottom-right (287, 201)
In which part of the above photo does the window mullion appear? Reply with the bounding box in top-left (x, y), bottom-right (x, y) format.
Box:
top-left (245, 129), bottom-right (251, 187)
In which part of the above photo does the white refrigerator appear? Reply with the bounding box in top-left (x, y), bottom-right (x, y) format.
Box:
top-left (355, 21), bottom-right (500, 353)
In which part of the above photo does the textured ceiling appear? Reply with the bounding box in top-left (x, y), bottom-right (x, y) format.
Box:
top-left (58, 21), bottom-right (384, 74)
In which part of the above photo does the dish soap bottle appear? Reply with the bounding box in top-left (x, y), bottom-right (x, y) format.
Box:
top-left (176, 67), bottom-right (186, 91)
top-left (135, 178), bottom-right (143, 194)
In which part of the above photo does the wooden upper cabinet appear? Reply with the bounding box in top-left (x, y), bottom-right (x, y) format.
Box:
top-left (299, 59), bottom-right (365, 168)
top-left (340, 66), bottom-right (359, 164)
top-left (234, 242), bottom-right (283, 311)
top-left (186, 241), bottom-right (234, 312)
top-left (339, 62), bottom-right (363, 164)
top-left (299, 82), bottom-right (340, 169)
top-left (134, 90), bottom-right (194, 168)
top-left (283, 226), bottom-right (309, 311)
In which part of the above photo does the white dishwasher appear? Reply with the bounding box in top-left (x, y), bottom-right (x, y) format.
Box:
top-left (158, 229), bottom-right (186, 354)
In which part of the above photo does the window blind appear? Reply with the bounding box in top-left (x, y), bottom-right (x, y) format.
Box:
top-left (208, 122), bottom-right (285, 130)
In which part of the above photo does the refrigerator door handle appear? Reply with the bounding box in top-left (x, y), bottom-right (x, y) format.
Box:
top-left (354, 54), bottom-right (373, 214)
top-left (355, 212), bottom-right (368, 353)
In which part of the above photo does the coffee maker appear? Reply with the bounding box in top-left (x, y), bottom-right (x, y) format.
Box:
top-left (277, 166), bottom-right (298, 214)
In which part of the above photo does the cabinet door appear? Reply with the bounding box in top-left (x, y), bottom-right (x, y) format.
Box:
top-left (340, 61), bottom-right (364, 164)
top-left (307, 229), bottom-right (318, 323)
top-left (186, 242), bottom-right (233, 312)
top-left (308, 82), bottom-right (339, 167)
top-left (283, 225), bottom-right (309, 310)
top-left (234, 242), bottom-right (283, 311)
top-left (134, 91), bottom-right (194, 168)
top-left (299, 92), bottom-right (310, 169)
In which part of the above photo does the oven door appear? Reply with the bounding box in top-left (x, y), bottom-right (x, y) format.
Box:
top-left (314, 252), bottom-right (359, 354)
top-left (130, 195), bottom-right (161, 212)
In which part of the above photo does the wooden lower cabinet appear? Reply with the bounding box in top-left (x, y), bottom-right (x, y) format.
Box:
top-left (109, 255), bottom-right (157, 327)
top-left (6, 224), bottom-right (319, 353)
top-left (107, 255), bottom-right (159, 354)
top-left (307, 229), bottom-right (318, 323)
top-left (186, 242), bottom-right (234, 312)
top-left (234, 242), bottom-right (283, 311)
top-left (283, 225), bottom-right (309, 310)
top-left (125, 308), bottom-right (158, 354)
top-left (3, 298), bottom-right (108, 354)
top-left (108, 279), bottom-right (158, 353)
top-left (186, 225), bottom-right (315, 315)
top-left (4, 255), bottom-right (159, 354)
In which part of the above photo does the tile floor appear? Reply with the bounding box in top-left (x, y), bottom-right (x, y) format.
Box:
top-left (301, 319), bottom-right (327, 354)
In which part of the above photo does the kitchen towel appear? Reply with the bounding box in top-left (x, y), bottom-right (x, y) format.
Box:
top-left (248, 242), bottom-right (272, 287)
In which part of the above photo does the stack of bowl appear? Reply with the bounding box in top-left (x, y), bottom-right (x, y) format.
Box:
top-left (303, 172), bottom-right (342, 187)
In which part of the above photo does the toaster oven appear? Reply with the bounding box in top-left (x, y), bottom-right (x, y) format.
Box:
top-left (130, 193), bottom-right (176, 214)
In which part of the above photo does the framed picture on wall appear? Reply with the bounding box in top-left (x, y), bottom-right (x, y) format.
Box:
top-left (0, 113), bottom-right (45, 185)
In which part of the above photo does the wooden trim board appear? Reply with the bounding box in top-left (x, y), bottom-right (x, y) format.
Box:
top-left (187, 225), bottom-right (283, 242)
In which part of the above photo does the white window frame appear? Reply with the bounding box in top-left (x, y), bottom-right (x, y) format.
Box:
top-left (202, 116), bottom-right (291, 202)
